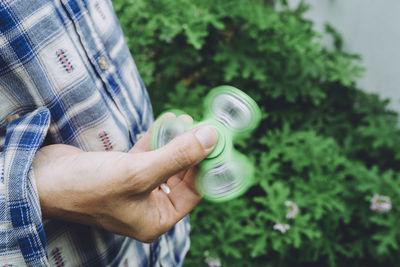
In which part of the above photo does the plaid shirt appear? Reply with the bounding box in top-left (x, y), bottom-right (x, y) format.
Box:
top-left (0, 0), bottom-right (190, 266)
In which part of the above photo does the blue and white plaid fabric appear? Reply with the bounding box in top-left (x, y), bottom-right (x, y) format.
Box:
top-left (0, 0), bottom-right (190, 266)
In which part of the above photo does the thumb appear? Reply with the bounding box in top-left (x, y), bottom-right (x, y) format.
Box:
top-left (140, 126), bottom-right (218, 188)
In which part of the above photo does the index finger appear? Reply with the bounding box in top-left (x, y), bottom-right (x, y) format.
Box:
top-left (166, 167), bottom-right (202, 218)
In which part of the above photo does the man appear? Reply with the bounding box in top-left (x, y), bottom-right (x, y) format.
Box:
top-left (0, 0), bottom-right (217, 265)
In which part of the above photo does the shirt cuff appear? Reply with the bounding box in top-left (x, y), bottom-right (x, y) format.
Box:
top-left (0, 107), bottom-right (51, 266)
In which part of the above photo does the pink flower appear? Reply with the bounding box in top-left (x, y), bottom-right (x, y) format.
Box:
top-left (204, 251), bottom-right (221, 267)
top-left (370, 194), bottom-right (392, 212)
top-left (205, 257), bottom-right (221, 267)
top-left (273, 222), bottom-right (290, 233)
top-left (285, 200), bottom-right (299, 219)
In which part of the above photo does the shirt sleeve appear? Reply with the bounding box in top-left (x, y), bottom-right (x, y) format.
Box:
top-left (0, 107), bottom-right (51, 266)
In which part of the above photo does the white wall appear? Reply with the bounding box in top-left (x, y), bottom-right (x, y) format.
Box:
top-left (288, 0), bottom-right (400, 113)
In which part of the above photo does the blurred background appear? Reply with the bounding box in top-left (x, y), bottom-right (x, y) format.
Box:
top-left (288, 0), bottom-right (400, 116)
top-left (114, 0), bottom-right (400, 266)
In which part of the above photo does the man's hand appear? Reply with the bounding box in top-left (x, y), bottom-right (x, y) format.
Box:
top-left (33, 114), bottom-right (217, 243)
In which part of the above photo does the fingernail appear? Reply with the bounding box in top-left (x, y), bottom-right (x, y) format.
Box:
top-left (195, 126), bottom-right (218, 150)
top-left (158, 112), bottom-right (176, 122)
top-left (178, 114), bottom-right (194, 125)
top-left (161, 183), bottom-right (171, 194)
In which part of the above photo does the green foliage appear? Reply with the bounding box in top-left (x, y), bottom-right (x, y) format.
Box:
top-left (114, 0), bottom-right (400, 266)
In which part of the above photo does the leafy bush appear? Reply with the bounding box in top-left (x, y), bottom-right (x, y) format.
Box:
top-left (114, 0), bottom-right (400, 266)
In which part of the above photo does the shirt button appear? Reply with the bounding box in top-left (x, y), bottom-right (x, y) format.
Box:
top-left (6, 114), bottom-right (21, 123)
top-left (98, 57), bottom-right (109, 70)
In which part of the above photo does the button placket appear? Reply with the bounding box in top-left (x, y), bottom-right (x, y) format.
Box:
top-left (60, 0), bottom-right (144, 141)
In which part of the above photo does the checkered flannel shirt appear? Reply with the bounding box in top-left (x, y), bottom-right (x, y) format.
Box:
top-left (0, 0), bottom-right (190, 266)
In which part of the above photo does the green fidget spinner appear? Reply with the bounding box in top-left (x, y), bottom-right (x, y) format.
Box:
top-left (151, 85), bottom-right (261, 202)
